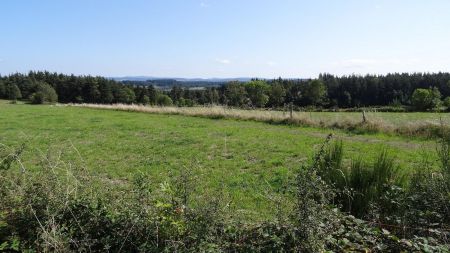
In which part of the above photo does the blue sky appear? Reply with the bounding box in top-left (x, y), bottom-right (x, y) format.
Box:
top-left (1, 0), bottom-right (450, 78)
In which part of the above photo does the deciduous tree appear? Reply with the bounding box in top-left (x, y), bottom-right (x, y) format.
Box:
top-left (30, 82), bottom-right (58, 104)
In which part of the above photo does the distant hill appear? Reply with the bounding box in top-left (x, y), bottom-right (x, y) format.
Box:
top-left (112, 76), bottom-right (253, 89)
top-left (112, 76), bottom-right (252, 82)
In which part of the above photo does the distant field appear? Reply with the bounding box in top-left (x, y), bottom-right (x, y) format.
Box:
top-left (298, 110), bottom-right (450, 126)
top-left (0, 101), bottom-right (441, 219)
top-left (72, 104), bottom-right (450, 137)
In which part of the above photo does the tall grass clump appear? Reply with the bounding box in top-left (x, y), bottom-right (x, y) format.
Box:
top-left (349, 149), bottom-right (404, 219)
top-left (314, 137), bottom-right (403, 218)
top-left (315, 139), bottom-right (345, 187)
top-left (296, 135), bottom-right (449, 251)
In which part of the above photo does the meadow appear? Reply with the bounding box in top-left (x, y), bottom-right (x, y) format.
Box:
top-left (1, 101), bottom-right (449, 251)
top-left (72, 103), bottom-right (450, 138)
top-left (0, 101), bottom-right (441, 219)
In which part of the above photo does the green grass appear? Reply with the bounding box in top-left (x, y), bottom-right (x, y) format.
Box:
top-left (0, 102), bottom-right (441, 219)
top-left (301, 111), bottom-right (450, 127)
top-left (72, 103), bottom-right (450, 138)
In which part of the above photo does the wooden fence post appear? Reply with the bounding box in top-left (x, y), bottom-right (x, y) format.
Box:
top-left (289, 103), bottom-right (293, 120)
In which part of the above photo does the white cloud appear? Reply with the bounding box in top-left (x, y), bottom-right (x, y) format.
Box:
top-left (215, 58), bottom-right (231, 64)
top-left (266, 61), bottom-right (277, 66)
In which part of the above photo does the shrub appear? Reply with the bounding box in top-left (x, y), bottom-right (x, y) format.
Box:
top-left (114, 86), bottom-right (136, 104)
top-left (30, 82), bottom-right (58, 104)
top-left (444, 97), bottom-right (450, 109)
top-left (411, 87), bottom-right (441, 111)
top-left (6, 84), bottom-right (22, 101)
top-left (304, 79), bottom-right (328, 106)
top-left (403, 169), bottom-right (450, 239)
top-left (245, 80), bottom-right (270, 108)
top-left (157, 94), bottom-right (173, 106)
top-left (142, 95), bottom-right (150, 105)
top-left (296, 162), bottom-right (336, 252)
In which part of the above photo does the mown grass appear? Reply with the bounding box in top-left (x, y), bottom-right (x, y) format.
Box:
top-left (0, 101), bottom-right (441, 219)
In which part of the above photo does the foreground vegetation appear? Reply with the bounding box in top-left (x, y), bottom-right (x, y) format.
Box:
top-left (1, 133), bottom-right (449, 251)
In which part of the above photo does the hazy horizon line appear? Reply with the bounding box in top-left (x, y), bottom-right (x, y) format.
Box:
top-left (3, 70), bottom-right (450, 80)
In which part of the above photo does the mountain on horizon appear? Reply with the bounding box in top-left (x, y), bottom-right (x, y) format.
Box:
top-left (112, 76), bottom-right (253, 82)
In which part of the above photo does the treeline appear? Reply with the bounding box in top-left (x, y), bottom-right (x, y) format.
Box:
top-left (1, 71), bottom-right (450, 110)
top-left (0, 71), bottom-right (175, 105)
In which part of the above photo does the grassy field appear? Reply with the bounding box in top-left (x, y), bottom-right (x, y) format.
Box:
top-left (72, 103), bottom-right (450, 126)
top-left (0, 101), bottom-right (442, 219)
top-left (298, 110), bottom-right (449, 125)
top-left (72, 103), bottom-right (450, 137)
